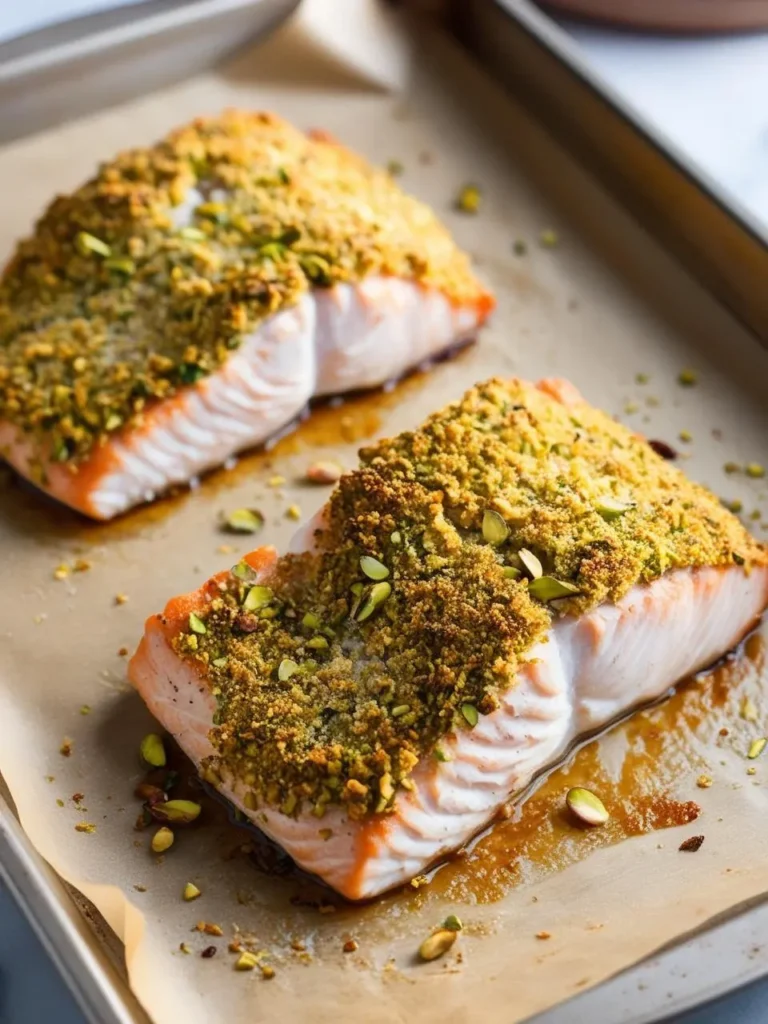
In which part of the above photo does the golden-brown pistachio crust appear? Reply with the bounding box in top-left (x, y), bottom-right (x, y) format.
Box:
top-left (177, 378), bottom-right (766, 818)
top-left (0, 111), bottom-right (485, 463)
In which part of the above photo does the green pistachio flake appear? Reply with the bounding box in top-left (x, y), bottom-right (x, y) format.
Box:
top-left (746, 462), bottom-right (766, 479)
top-left (503, 566), bottom-right (521, 579)
top-left (178, 226), bottom-right (207, 241)
top-left (390, 530), bottom-right (402, 545)
top-left (224, 508), bottom-right (264, 534)
top-left (103, 257), bottom-right (135, 275)
top-left (528, 576), bottom-right (580, 602)
top-left (482, 509), bottom-right (509, 546)
top-left (356, 581), bottom-right (392, 623)
top-left (678, 369), bottom-right (698, 387)
top-left (443, 914), bottom-right (463, 932)
top-left (391, 704), bottom-right (411, 718)
top-left (306, 636), bottom-right (328, 650)
top-left (302, 612), bottom-right (322, 629)
top-left (278, 659), bottom-right (299, 681)
top-left (539, 228), bottom-right (559, 248)
top-left (456, 184), bottom-right (481, 214)
top-left (518, 548), bottom-right (543, 579)
top-left (231, 561), bottom-right (258, 583)
top-left (189, 613), bottom-right (207, 635)
top-left (748, 738), bottom-right (767, 760)
top-left (419, 929), bottom-right (457, 962)
top-left (386, 160), bottom-right (404, 176)
top-left (75, 231), bottom-right (111, 257)
top-left (360, 555), bottom-right (390, 581)
top-left (212, 657), bottom-right (228, 668)
top-left (434, 747), bottom-right (451, 762)
top-left (596, 497), bottom-right (635, 520)
top-left (512, 239), bottom-right (527, 256)
top-left (461, 704), bottom-right (479, 728)
top-left (566, 786), bottom-right (609, 826)
top-left (140, 733), bottom-right (166, 768)
top-left (153, 800), bottom-right (202, 824)
top-left (243, 586), bottom-right (273, 611)
top-left (635, 373), bottom-right (649, 385)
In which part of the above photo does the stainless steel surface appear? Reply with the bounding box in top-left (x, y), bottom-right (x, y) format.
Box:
top-left (451, 0), bottom-right (768, 344)
top-left (0, 0), bottom-right (300, 144)
top-left (0, 795), bottom-right (145, 1024)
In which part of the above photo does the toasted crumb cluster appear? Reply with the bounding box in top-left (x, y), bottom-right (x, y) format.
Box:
top-left (175, 378), bottom-right (767, 818)
top-left (0, 111), bottom-right (485, 466)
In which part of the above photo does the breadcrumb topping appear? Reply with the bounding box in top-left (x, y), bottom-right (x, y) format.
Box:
top-left (0, 111), bottom-right (485, 466)
top-left (175, 379), bottom-right (766, 818)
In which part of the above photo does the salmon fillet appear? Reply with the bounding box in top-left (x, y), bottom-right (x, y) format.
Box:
top-left (129, 377), bottom-right (768, 899)
top-left (0, 112), bottom-right (492, 520)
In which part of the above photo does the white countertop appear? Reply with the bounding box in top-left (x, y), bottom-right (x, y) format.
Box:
top-left (558, 18), bottom-right (768, 234)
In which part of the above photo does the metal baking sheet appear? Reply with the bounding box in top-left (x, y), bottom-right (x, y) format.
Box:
top-left (451, 0), bottom-right (768, 344)
top-left (2, 4), bottom-right (768, 1023)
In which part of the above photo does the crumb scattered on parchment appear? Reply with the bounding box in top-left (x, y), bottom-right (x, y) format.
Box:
top-left (115, 593), bottom-right (129, 606)
top-left (679, 835), bottom-right (705, 852)
top-left (74, 822), bottom-right (96, 834)
top-left (535, 931), bottom-right (551, 941)
top-left (59, 738), bottom-right (73, 757)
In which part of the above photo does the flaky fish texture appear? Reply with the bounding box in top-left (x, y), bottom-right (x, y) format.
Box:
top-left (130, 377), bottom-right (768, 898)
top-left (0, 111), bottom-right (492, 519)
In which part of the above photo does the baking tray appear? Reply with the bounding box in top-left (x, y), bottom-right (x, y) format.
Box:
top-left (451, 0), bottom-right (768, 345)
top-left (1, 2), bottom-right (768, 1023)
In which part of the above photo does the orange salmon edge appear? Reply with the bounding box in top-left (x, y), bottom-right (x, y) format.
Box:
top-left (536, 377), bottom-right (585, 407)
top-left (347, 814), bottom-right (391, 898)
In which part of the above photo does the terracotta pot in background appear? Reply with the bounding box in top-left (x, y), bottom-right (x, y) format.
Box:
top-left (539, 0), bottom-right (768, 32)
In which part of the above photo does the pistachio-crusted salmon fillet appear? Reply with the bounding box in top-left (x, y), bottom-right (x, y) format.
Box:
top-left (0, 111), bottom-right (493, 520)
top-left (129, 377), bottom-right (768, 898)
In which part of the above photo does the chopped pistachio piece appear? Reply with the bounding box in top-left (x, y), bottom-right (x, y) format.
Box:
top-left (302, 612), bottom-right (322, 629)
top-left (386, 160), bottom-right (404, 176)
top-left (235, 951), bottom-right (259, 971)
top-left (596, 496), bottom-right (635, 520)
top-left (183, 882), bottom-right (201, 901)
top-left (286, 504), bottom-right (302, 521)
top-left (679, 430), bottom-right (693, 444)
top-left (307, 635), bottom-right (328, 649)
top-left (391, 704), bottom-right (411, 718)
top-left (75, 231), bottom-right (111, 257)
top-left (696, 774), bottom-right (713, 789)
top-left (390, 530), bottom-right (402, 545)
top-left (503, 566), bottom-right (521, 579)
top-left (677, 369), bottom-right (697, 386)
top-left (748, 738), bottom-right (767, 760)
top-left (746, 462), bottom-right (766, 479)
top-left (103, 256), bottom-right (135, 275)
top-left (243, 586), bottom-right (273, 612)
top-left (518, 548), bottom-right (543, 579)
top-left (151, 799), bottom-right (201, 824)
top-left (140, 733), bottom-right (166, 768)
top-left (724, 461), bottom-right (741, 475)
top-left (566, 786), bottom-right (609, 826)
top-left (456, 184), bottom-right (481, 214)
top-left (418, 929), bottom-right (457, 962)
top-left (539, 228), bottom-right (559, 248)
top-left (482, 509), bottom-right (509, 546)
top-left (443, 914), bottom-right (463, 932)
top-left (231, 561), bottom-right (258, 583)
top-left (188, 612), bottom-right (207, 635)
top-left (513, 239), bottom-right (527, 256)
top-left (461, 703), bottom-right (479, 728)
top-left (359, 555), bottom-right (390, 581)
top-left (635, 373), bottom-right (649, 385)
top-left (278, 659), bottom-right (299, 681)
top-left (151, 827), bottom-right (175, 853)
top-left (356, 581), bottom-right (392, 622)
top-left (528, 576), bottom-right (580, 602)
top-left (224, 508), bottom-right (264, 534)
top-left (740, 696), bottom-right (759, 723)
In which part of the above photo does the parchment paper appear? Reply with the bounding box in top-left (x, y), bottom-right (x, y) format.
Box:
top-left (2, 10), bottom-right (768, 1024)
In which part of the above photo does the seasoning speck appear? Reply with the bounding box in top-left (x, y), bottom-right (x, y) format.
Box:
top-left (343, 939), bottom-right (358, 953)
top-left (60, 738), bottom-right (73, 757)
top-left (79, 705), bottom-right (91, 716)
top-left (635, 373), bottom-right (649, 385)
top-left (679, 835), bottom-right (705, 852)
top-left (201, 946), bottom-right (217, 959)
top-left (724, 462), bottom-right (741, 475)
top-left (648, 439), bottom-right (678, 460)
top-left (455, 184), bottom-right (481, 214)
top-left (677, 369), bottom-right (698, 387)
top-left (512, 239), bottom-right (527, 256)
top-left (539, 228), bottom-right (559, 248)
top-left (536, 931), bottom-right (552, 941)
